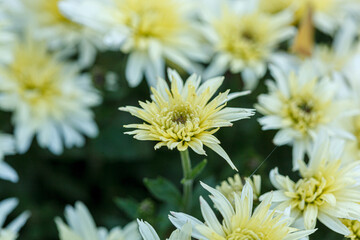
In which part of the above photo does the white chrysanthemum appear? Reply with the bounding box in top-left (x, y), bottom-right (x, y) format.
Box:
top-left (311, 18), bottom-right (357, 81)
top-left (0, 198), bottom-right (30, 240)
top-left (259, 0), bottom-right (360, 35)
top-left (264, 134), bottom-right (360, 236)
top-left (201, 0), bottom-right (295, 90)
top-left (17, 0), bottom-right (104, 68)
top-left (256, 62), bottom-right (355, 169)
top-left (138, 219), bottom-right (191, 240)
top-left (338, 52), bottom-right (360, 163)
top-left (59, 0), bottom-right (208, 87)
top-left (120, 69), bottom-right (255, 170)
top-left (170, 182), bottom-right (315, 240)
top-left (56, 202), bottom-right (141, 240)
top-left (0, 37), bottom-right (101, 155)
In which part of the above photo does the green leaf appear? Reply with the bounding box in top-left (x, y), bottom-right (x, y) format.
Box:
top-left (144, 177), bottom-right (182, 206)
top-left (191, 159), bottom-right (207, 179)
top-left (114, 197), bottom-right (139, 219)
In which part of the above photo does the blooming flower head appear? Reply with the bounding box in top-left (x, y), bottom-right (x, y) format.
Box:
top-left (170, 182), bottom-right (315, 240)
top-left (0, 198), bottom-right (30, 240)
top-left (138, 219), bottom-right (191, 240)
top-left (201, 0), bottom-right (294, 90)
top-left (59, 0), bottom-right (208, 87)
top-left (265, 134), bottom-right (360, 235)
top-left (256, 62), bottom-right (354, 169)
top-left (216, 173), bottom-right (261, 204)
top-left (0, 37), bottom-right (101, 154)
top-left (120, 69), bottom-right (255, 170)
top-left (342, 219), bottom-right (360, 240)
top-left (56, 202), bottom-right (141, 240)
top-left (18, 0), bottom-right (103, 67)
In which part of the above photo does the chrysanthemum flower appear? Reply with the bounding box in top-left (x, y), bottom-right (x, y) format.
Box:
top-left (170, 182), bottom-right (315, 240)
top-left (59, 0), bottom-right (208, 87)
top-left (138, 219), bottom-right (191, 240)
top-left (342, 219), bottom-right (360, 240)
top-left (201, 0), bottom-right (294, 90)
top-left (56, 202), bottom-right (141, 240)
top-left (311, 18), bottom-right (357, 80)
top-left (259, 0), bottom-right (359, 35)
top-left (216, 173), bottom-right (261, 204)
top-left (0, 198), bottom-right (30, 240)
top-left (120, 69), bottom-right (255, 170)
top-left (256, 62), bottom-right (355, 169)
top-left (264, 134), bottom-right (360, 235)
top-left (0, 37), bottom-right (101, 154)
top-left (18, 0), bottom-right (103, 68)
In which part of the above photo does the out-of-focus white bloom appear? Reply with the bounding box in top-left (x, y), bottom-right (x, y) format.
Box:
top-left (59, 0), bottom-right (209, 87)
top-left (170, 182), bottom-right (315, 240)
top-left (259, 0), bottom-right (360, 35)
top-left (264, 134), bottom-right (360, 235)
top-left (0, 134), bottom-right (17, 183)
top-left (0, 37), bottom-right (101, 155)
top-left (138, 220), bottom-right (191, 240)
top-left (0, 198), bottom-right (30, 240)
top-left (201, 0), bottom-right (295, 90)
top-left (311, 18), bottom-right (358, 81)
top-left (56, 202), bottom-right (141, 240)
top-left (256, 62), bottom-right (356, 169)
top-left (18, 0), bottom-right (104, 68)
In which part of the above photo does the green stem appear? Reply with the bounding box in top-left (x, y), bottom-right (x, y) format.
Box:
top-left (180, 149), bottom-right (193, 213)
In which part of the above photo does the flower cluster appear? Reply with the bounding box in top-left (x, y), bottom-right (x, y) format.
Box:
top-left (1, 0), bottom-right (360, 239)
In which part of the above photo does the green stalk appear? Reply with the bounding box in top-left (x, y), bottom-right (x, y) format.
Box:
top-left (180, 149), bottom-right (193, 213)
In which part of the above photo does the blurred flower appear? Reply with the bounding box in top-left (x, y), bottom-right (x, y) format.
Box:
top-left (311, 18), bottom-right (357, 80)
top-left (59, 0), bottom-right (208, 87)
top-left (216, 174), bottom-right (261, 204)
top-left (264, 134), bottom-right (360, 235)
top-left (18, 0), bottom-right (104, 68)
top-left (0, 134), bottom-right (18, 183)
top-left (170, 182), bottom-right (315, 240)
top-left (201, 0), bottom-right (294, 90)
top-left (0, 37), bottom-right (101, 155)
top-left (56, 202), bottom-right (141, 240)
top-left (138, 220), bottom-right (191, 240)
top-left (0, 198), bottom-right (30, 240)
top-left (259, 0), bottom-right (360, 35)
top-left (342, 219), bottom-right (360, 240)
top-left (256, 62), bottom-right (355, 169)
top-left (120, 69), bottom-right (255, 170)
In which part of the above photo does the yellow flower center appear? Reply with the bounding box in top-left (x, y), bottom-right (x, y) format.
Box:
top-left (215, 12), bottom-right (271, 62)
top-left (227, 228), bottom-right (264, 240)
top-left (342, 219), bottom-right (360, 240)
top-left (116, 0), bottom-right (186, 51)
top-left (8, 41), bottom-right (62, 105)
top-left (353, 117), bottom-right (360, 150)
top-left (287, 177), bottom-right (327, 211)
top-left (283, 96), bottom-right (324, 134)
top-left (157, 103), bottom-right (202, 142)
